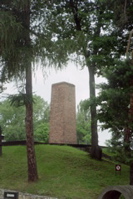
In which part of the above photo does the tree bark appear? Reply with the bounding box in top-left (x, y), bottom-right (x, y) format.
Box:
top-left (25, 63), bottom-right (38, 182)
top-left (129, 79), bottom-right (133, 185)
top-left (0, 126), bottom-right (2, 156)
top-left (24, 0), bottom-right (38, 182)
top-left (124, 71), bottom-right (133, 185)
top-left (125, 30), bottom-right (133, 185)
top-left (69, 0), bottom-right (102, 160)
top-left (130, 161), bottom-right (133, 185)
top-left (88, 65), bottom-right (102, 160)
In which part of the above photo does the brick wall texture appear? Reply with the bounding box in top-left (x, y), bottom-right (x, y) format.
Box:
top-left (49, 82), bottom-right (77, 144)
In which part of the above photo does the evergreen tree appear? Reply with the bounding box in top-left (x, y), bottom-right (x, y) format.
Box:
top-left (97, 58), bottom-right (133, 184)
top-left (0, 0), bottom-right (67, 181)
top-left (108, 0), bottom-right (133, 184)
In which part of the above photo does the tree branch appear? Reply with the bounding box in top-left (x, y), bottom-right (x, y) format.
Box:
top-left (69, 0), bottom-right (81, 31)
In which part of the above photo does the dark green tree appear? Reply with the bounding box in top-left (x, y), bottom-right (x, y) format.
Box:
top-left (0, 0), bottom-right (67, 181)
top-left (97, 60), bottom-right (133, 184)
top-left (0, 0), bottom-right (38, 182)
top-left (106, 0), bottom-right (133, 184)
top-left (97, 60), bottom-right (131, 128)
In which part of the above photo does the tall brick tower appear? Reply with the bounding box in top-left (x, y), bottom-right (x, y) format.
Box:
top-left (49, 82), bottom-right (77, 144)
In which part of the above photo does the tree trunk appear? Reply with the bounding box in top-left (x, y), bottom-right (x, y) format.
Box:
top-left (125, 31), bottom-right (133, 185)
top-left (87, 65), bottom-right (102, 160)
top-left (124, 78), bottom-right (133, 184)
top-left (0, 126), bottom-right (2, 156)
top-left (130, 161), bottom-right (133, 185)
top-left (25, 63), bottom-right (38, 182)
top-left (24, 0), bottom-right (38, 182)
top-left (129, 79), bottom-right (133, 185)
top-left (125, 87), bottom-right (133, 185)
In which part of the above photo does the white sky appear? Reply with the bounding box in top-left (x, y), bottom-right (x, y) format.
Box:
top-left (2, 62), bottom-right (111, 146)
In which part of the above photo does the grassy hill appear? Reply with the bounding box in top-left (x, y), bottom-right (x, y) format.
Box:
top-left (0, 145), bottom-right (129, 199)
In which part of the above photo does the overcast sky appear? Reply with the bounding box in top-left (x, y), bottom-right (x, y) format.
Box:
top-left (2, 62), bottom-right (111, 146)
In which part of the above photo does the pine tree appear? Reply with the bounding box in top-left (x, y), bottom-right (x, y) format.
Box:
top-left (0, 0), bottom-right (67, 182)
top-left (109, 0), bottom-right (133, 184)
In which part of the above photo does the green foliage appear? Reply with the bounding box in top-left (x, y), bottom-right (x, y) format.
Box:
top-left (111, 0), bottom-right (133, 30)
top-left (34, 123), bottom-right (49, 142)
top-left (76, 100), bottom-right (91, 144)
top-left (33, 95), bottom-right (50, 143)
top-left (97, 59), bottom-right (133, 163)
top-left (0, 11), bottom-right (22, 54)
top-left (33, 95), bottom-right (49, 123)
top-left (0, 99), bottom-right (25, 141)
top-left (105, 139), bottom-right (133, 164)
top-left (0, 0), bottom-right (70, 85)
top-left (0, 95), bottom-right (49, 141)
top-left (97, 60), bottom-right (132, 131)
top-left (47, 0), bottom-right (117, 69)
top-left (9, 93), bottom-right (34, 107)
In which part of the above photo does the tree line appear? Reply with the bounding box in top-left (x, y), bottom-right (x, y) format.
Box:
top-left (0, 96), bottom-right (91, 144)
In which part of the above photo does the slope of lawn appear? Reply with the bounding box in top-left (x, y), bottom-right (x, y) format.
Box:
top-left (0, 145), bottom-right (129, 199)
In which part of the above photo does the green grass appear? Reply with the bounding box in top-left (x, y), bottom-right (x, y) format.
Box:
top-left (0, 145), bottom-right (130, 199)
top-left (102, 147), bottom-right (116, 157)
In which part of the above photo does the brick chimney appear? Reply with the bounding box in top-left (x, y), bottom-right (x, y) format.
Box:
top-left (49, 82), bottom-right (77, 144)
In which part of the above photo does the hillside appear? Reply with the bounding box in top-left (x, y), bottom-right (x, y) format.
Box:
top-left (0, 145), bottom-right (129, 199)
